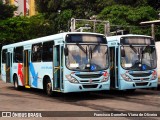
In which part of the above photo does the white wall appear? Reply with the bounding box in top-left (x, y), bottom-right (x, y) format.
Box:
top-left (156, 41), bottom-right (160, 78)
top-left (17, 0), bottom-right (24, 15)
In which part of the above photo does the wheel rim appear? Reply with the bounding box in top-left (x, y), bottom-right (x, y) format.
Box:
top-left (14, 77), bottom-right (18, 88)
top-left (15, 81), bottom-right (18, 88)
top-left (47, 83), bottom-right (51, 95)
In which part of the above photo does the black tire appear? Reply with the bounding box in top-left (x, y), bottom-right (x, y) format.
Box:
top-left (13, 75), bottom-right (20, 90)
top-left (46, 79), bottom-right (53, 96)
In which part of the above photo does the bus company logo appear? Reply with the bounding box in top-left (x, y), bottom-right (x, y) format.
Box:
top-left (89, 79), bottom-right (93, 83)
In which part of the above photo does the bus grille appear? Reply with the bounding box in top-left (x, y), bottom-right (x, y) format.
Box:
top-left (133, 78), bottom-right (150, 81)
top-left (76, 74), bottom-right (102, 78)
top-left (80, 80), bottom-right (100, 83)
top-left (82, 84), bottom-right (98, 88)
top-left (130, 73), bottom-right (151, 77)
top-left (135, 82), bottom-right (148, 86)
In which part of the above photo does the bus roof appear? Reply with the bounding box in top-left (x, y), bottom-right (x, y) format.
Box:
top-left (2, 32), bottom-right (104, 49)
top-left (107, 34), bottom-right (152, 42)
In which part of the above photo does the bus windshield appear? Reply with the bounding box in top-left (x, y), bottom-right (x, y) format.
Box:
top-left (121, 46), bottom-right (157, 71)
top-left (66, 44), bottom-right (108, 71)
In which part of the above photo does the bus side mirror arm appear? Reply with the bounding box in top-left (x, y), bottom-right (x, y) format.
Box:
top-left (64, 47), bottom-right (69, 56)
top-left (121, 46), bottom-right (125, 57)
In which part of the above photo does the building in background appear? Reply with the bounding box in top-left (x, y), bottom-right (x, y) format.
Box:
top-left (3, 0), bottom-right (36, 16)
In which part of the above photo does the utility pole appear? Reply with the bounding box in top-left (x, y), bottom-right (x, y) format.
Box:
top-left (70, 18), bottom-right (110, 36)
top-left (151, 24), bottom-right (155, 40)
top-left (105, 22), bottom-right (110, 36)
top-left (140, 20), bottom-right (160, 40)
top-left (70, 18), bottom-right (76, 32)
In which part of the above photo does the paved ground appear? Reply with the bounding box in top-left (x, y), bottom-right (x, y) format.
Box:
top-left (0, 80), bottom-right (160, 120)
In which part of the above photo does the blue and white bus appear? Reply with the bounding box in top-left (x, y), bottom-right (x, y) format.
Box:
top-left (107, 34), bottom-right (158, 91)
top-left (1, 32), bottom-right (110, 95)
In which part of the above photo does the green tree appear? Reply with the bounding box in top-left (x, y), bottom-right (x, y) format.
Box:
top-left (0, 14), bottom-right (55, 44)
top-left (54, 9), bottom-right (72, 32)
top-left (0, 1), bottom-right (17, 20)
top-left (147, 0), bottom-right (160, 10)
top-left (35, 0), bottom-right (116, 32)
top-left (98, 5), bottom-right (158, 35)
top-left (114, 0), bottom-right (148, 7)
top-left (35, 0), bottom-right (62, 18)
top-left (114, 0), bottom-right (160, 10)
top-left (36, 0), bottom-right (116, 19)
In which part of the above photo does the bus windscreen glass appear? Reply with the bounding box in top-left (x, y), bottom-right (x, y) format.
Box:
top-left (66, 44), bottom-right (109, 71)
top-left (121, 37), bottom-right (156, 71)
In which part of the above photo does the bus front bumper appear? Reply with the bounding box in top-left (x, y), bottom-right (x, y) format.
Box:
top-left (62, 80), bottom-right (110, 93)
top-left (119, 79), bottom-right (158, 90)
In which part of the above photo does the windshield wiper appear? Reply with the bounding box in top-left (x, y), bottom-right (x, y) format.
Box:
top-left (130, 45), bottom-right (141, 61)
top-left (130, 45), bottom-right (138, 54)
top-left (89, 46), bottom-right (92, 59)
top-left (92, 43), bottom-right (100, 53)
top-left (76, 43), bottom-right (86, 53)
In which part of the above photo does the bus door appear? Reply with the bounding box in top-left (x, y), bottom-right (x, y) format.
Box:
top-left (110, 47), bottom-right (119, 89)
top-left (53, 45), bottom-right (61, 90)
top-left (6, 52), bottom-right (12, 83)
top-left (23, 50), bottom-right (30, 88)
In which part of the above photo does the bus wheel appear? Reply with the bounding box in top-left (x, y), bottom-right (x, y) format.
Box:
top-left (46, 80), bottom-right (53, 96)
top-left (13, 75), bottom-right (20, 90)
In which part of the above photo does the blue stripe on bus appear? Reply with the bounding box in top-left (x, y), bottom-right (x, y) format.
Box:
top-left (29, 62), bottom-right (38, 87)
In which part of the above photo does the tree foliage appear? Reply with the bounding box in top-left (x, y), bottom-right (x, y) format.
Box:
top-left (0, 14), bottom-right (55, 44)
top-left (99, 5), bottom-right (157, 24)
top-left (98, 5), bottom-right (158, 35)
top-left (35, 0), bottom-right (159, 36)
top-left (1, 0), bottom-right (160, 45)
top-left (0, 1), bottom-right (17, 20)
top-left (35, 0), bottom-right (116, 19)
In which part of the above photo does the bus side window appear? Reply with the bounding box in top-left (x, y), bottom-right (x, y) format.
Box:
top-left (42, 41), bottom-right (54, 62)
top-left (32, 43), bottom-right (42, 62)
top-left (14, 47), bottom-right (23, 63)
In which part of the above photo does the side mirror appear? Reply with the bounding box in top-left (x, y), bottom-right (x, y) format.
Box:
top-left (64, 47), bottom-right (68, 56)
top-left (151, 47), bottom-right (155, 53)
top-left (121, 46), bottom-right (125, 57)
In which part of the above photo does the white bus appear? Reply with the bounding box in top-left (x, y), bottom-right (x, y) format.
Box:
top-left (1, 32), bottom-right (110, 95)
top-left (107, 34), bottom-right (158, 91)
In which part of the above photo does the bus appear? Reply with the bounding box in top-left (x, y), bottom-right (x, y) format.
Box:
top-left (156, 41), bottom-right (160, 79)
top-left (107, 34), bottom-right (158, 91)
top-left (1, 32), bottom-right (110, 95)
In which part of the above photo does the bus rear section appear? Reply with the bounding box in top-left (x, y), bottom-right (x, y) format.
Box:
top-left (1, 32), bottom-right (110, 95)
top-left (107, 35), bottom-right (158, 91)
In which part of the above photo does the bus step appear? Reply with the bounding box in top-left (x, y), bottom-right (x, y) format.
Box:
top-left (25, 85), bottom-right (31, 88)
top-left (53, 88), bottom-right (61, 92)
top-left (56, 90), bottom-right (61, 92)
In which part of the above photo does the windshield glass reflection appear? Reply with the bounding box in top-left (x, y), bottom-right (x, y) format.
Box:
top-left (121, 46), bottom-right (156, 70)
top-left (66, 44), bottom-right (108, 71)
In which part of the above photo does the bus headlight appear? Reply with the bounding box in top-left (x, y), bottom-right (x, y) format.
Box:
top-left (151, 70), bottom-right (157, 80)
top-left (102, 76), bottom-right (109, 82)
top-left (102, 72), bottom-right (109, 82)
top-left (65, 75), bottom-right (79, 83)
top-left (121, 74), bottom-right (132, 82)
